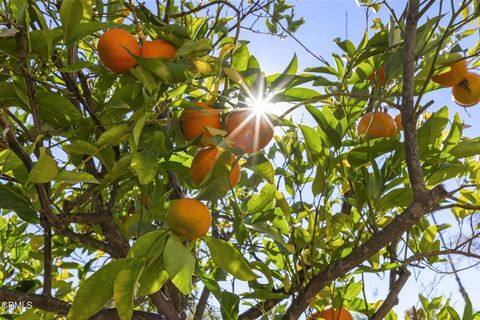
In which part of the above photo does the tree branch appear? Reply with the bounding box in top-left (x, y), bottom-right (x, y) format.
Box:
top-left (171, 0), bottom-right (241, 41)
top-left (150, 291), bottom-right (181, 320)
top-left (57, 228), bottom-right (122, 258)
top-left (0, 287), bottom-right (165, 320)
top-left (194, 286), bottom-right (210, 320)
top-left (399, 0), bottom-right (427, 200)
top-left (404, 249), bottom-right (480, 265)
top-left (371, 269), bottom-right (411, 320)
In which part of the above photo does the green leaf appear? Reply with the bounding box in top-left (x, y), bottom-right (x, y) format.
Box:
top-left (32, 6), bottom-right (52, 58)
top-left (60, 0), bottom-right (84, 43)
top-left (28, 147), bottom-right (58, 184)
top-left (114, 259), bottom-right (145, 320)
top-left (36, 91), bottom-right (83, 126)
top-left (96, 124), bottom-right (130, 147)
top-left (334, 38), bottom-right (356, 57)
top-left (137, 256), bottom-right (169, 296)
top-left (57, 61), bottom-right (94, 73)
top-left (205, 238), bottom-right (257, 281)
top-left (68, 258), bottom-right (131, 320)
top-left (128, 230), bottom-right (167, 260)
top-left (450, 139), bottom-right (480, 159)
top-left (344, 282), bottom-right (363, 300)
top-left (163, 234), bottom-right (195, 295)
top-left (197, 151), bottom-right (235, 201)
top-left (426, 164), bottom-right (466, 186)
top-left (220, 291), bottom-right (240, 320)
top-left (299, 125), bottom-right (325, 164)
top-left (132, 113), bottom-right (151, 151)
top-left (133, 55), bottom-right (188, 83)
top-left (417, 106), bottom-right (449, 156)
top-left (247, 183), bottom-right (276, 214)
top-left (376, 188), bottom-right (413, 213)
top-left (55, 171), bottom-right (99, 184)
top-left (348, 138), bottom-right (401, 167)
top-left (131, 150), bottom-right (159, 185)
top-left (271, 54), bottom-right (298, 91)
top-left (232, 44), bottom-right (250, 72)
top-left (447, 306), bottom-right (461, 320)
top-left (306, 105), bottom-right (342, 149)
top-left (67, 22), bottom-right (118, 46)
top-left (244, 154), bottom-right (275, 184)
top-left (283, 87), bottom-right (322, 100)
top-left (176, 38), bottom-right (212, 56)
top-left (419, 225), bottom-right (438, 253)
top-left (463, 296), bottom-right (473, 320)
top-left (0, 184), bottom-right (37, 223)
top-left (100, 154), bottom-right (133, 187)
top-left (443, 113), bottom-right (463, 152)
top-left (64, 140), bottom-right (97, 155)
top-left (312, 167), bottom-right (325, 196)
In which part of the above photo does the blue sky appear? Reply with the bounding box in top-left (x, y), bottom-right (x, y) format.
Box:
top-left (234, 0), bottom-right (480, 316)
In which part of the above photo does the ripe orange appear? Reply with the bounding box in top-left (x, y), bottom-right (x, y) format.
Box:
top-left (191, 147), bottom-right (240, 187)
top-left (98, 28), bottom-right (139, 73)
top-left (394, 113), bottom-right (403, 130)
top-left (225, 110), bottom-right (274, 153)
top-left (357, 111), bottom-right (397, 139)
top-left (368, 65), bottom-right (387, 86)
top-left (165, 198), bottom-right (211, 240)
top-left (452, 72), bottom-right (480, 107)
top-left (310, 307), bottom-right (352, 320)
top-left (139, 40), bottom-right (177, 59)
top-left (179, 102), bottom-right (222, 145)
top-left (432, 59), bottom-right (467, 87)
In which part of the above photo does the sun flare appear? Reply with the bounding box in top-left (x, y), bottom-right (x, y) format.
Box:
top-left (247, 96), bottom-right (288, 116)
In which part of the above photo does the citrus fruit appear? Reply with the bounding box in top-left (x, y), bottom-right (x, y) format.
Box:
top-left (394, 113), bottom-right (403, 130)
top-left (368, 65), bottom-right (387, 86)
top-left (357, 111), bottom-right (397, 139)
top-left (452, 72), bottom-right (480, 107)
top-left (432, 59), bottom-right (468, 87)
top-left (140, 40), bottom-right (177, 59)
top-left (191, 147), bottom-right (240, 187)
top-left (179, 102), bottom-right (222, 145)
top-left (165, 198), bottom-right (211, 240)
top-left (310, 307), bottom-right (352, 320)
top-left (225, 109), bottom-right (274, 153)
top-left (98, 28), bottom-right (139, 73)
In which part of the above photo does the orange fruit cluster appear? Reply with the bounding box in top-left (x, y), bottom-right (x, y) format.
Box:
top-left (97, 28), bottom-right (177, 74)
top-left (432, 59), bottom-right (480, 107)
top-left (180, 103), bottom-right (274, 189)
top-left (167, 106), bottom-right (274, 241)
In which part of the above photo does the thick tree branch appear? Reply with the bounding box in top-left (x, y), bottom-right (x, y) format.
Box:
top-left (371, 269), bottom-right (411, 320)
top-left (58, 228), bottom-right (122, 257)
top-left (194, 286), bottom-right (210, 320)
top-left (0, 287), bottom-right (164, 320)
top-left (150, 291), bottom-right (182, 320)
top-left (42, 218), bottom-right (53, 296)
top-left (400, 0), bottom-right (427, 200)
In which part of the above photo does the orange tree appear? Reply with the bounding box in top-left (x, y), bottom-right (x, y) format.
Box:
top-left (0, 0), bottom-right (479, 319)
